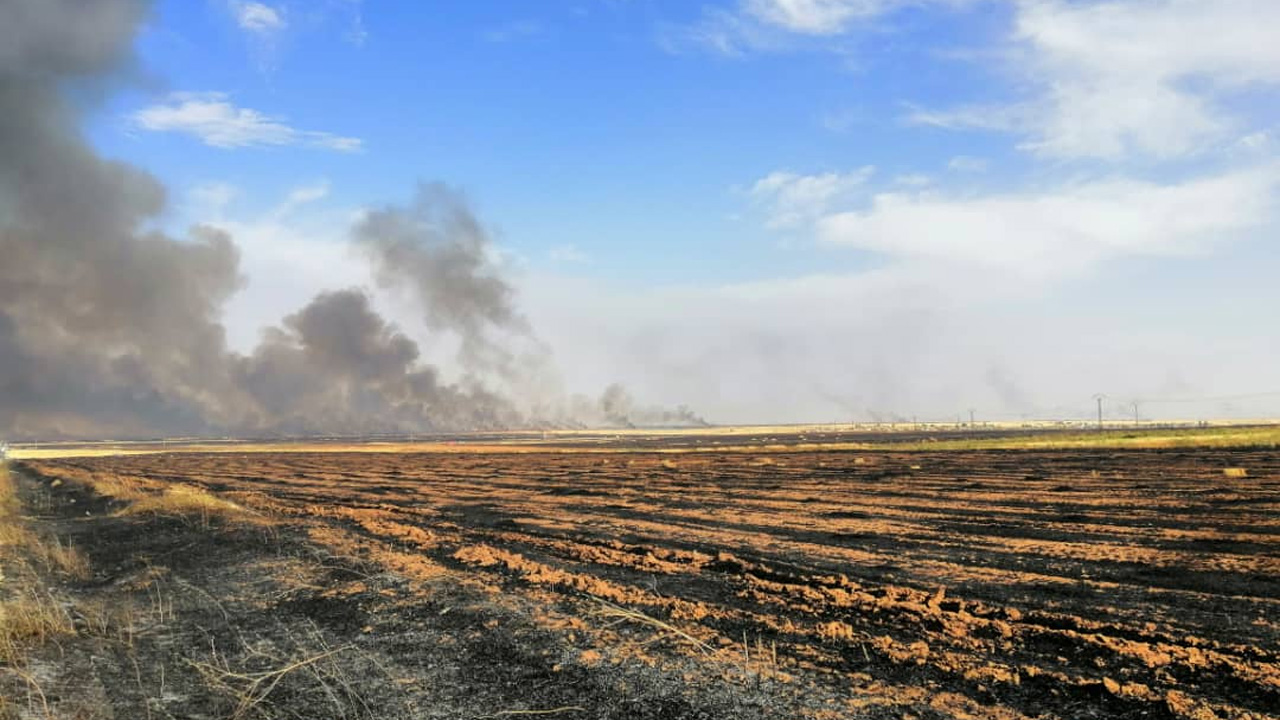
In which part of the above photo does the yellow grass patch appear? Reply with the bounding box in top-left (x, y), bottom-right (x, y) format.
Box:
top-left (22, 463), bottom-right (251, 523)
top-left (0, 592), bottom-right (75, 665)
top-left (120, 484), bottom-right (248, 520)
top-left (36, 537), bottom-right (91, 580)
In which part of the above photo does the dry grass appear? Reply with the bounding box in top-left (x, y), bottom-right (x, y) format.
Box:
top-left (0, 464), bottom-right (92, 673)
top-left (0, 522), bottom-right (35, 548)
top-left (29, 536), bottom-right (91, 581)
top-left (1223, 467), bottom-right (1249, 478)
top-left (1, 466), bottom-right (91, 580)
top-left (121, 484), bottom-right (250, 521)
top-left (0, 591), bottom-right (75, 665)
top-left (73, 598), bottom-right (140, 648)
top-left (23, 463), bottom-right (252, 524)
top-left (189, 636), bottom-right (364, 720)
top-left (0, 467), bottom-right (20, 518)
top-left (589, 598), bottom-right (713, 655)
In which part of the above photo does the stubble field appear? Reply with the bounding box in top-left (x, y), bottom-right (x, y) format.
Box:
top-left (15, 441), bottom-right (1280, 719)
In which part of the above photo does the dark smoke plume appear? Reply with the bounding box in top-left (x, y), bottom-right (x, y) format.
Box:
top-left (354, 183), bottom-right (529, 373)
top-left (0, 0), bottom-right (699, 440)
top-left (0, 0), bottom-right (249, 438)
top-left (234, 290), bottom-right (519, 434)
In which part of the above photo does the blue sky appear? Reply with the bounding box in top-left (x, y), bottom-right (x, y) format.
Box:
top-left (94, 0), bottom-right (1022, 284)
top-left (88, 0), bottom-right (1280, 423)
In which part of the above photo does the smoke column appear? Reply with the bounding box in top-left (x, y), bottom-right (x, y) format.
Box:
top-left (0, 0), bottom-right (248, 438)
top-left (354, 183), bottom-right (528, 374)
top-left (0, 0), bottom-right (701, 440)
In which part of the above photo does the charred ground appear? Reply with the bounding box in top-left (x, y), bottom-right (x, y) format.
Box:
top-left (3, 437), bottom-right (1278, 719)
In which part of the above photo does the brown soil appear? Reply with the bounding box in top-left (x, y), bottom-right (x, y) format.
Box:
top-left (13, 445), bottom-right (1280, 719)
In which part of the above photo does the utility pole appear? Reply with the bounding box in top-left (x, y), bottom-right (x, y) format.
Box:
top-left (1093, 394), bottom-right (1106, 431)
top-left (968, 408), bottom-right (975, 426)
top-left (1131, 401), bottom-right (1140, 426)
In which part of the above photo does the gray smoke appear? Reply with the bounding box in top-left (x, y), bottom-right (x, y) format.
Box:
top-left (597, 383), bottom-right (706, 428)
top-left (0, 0), bottom-right (697, 440)
top-left (352, 188), bottom-right (701, 430)
top-left (354, 184), bottom-right (528, 373)
top-left (0, 0), bottom-right (251, 438)
top-left (0, 0), bottom-right (505, 438)
top-left (234, 290), bottom-right (520, 434)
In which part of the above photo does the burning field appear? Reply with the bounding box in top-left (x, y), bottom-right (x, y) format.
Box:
top-left (5, 439), bottom-right (1279, 719)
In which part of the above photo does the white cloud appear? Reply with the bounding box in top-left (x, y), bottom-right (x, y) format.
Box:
top-left (284, 181), bottom-right (330, 206)
top-left (817, 165), bottom-right (1278, 277)
top-left (674, 0), bottom-right (987, 54)
top-left (231, 2), bottom-right (285, 35)
top-left (744, 0), bottom-right (902, 35)
top-left (671, 0), bottom-right (940, 55)
top-left (908, 103), bottom-right (1024, 132)
top-left (750, 166), bottom-right (874, 229)
top-left (132, 93), bottom-right (363, 152)
top-left (271, 180), bottom-right (332, 220)
top-left (912, 0), bottom-right (1280, 160)
top-left (662, 8), bottom-right (774, 56)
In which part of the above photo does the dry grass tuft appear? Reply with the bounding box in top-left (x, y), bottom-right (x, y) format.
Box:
top-left (31, 537), bottom-right (91, 581)
top-left (189, 637), bottom-right (364, 720)
top-left (121, 484), bottom-right (249, 521)
top-left (1, 466), bottom-right (92, 581)
top-left (589, 597), bottom-right (713, 655)
top-left (73, 598), bottom-right (139, 646)
top-left (0, 591), bottom-right (75, 665)
top-left (0, 522), bottom-right (36, 548)
top-left (0, 463), bottom-right (93, 675)
top-left (1222, 467), bottom-right (1249, 478)
top-left (36, 464), bottom-right (254, 524)
top-left (0, 467), bottom-right (20, 516)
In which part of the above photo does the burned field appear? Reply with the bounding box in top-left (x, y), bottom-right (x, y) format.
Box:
top-left (12, 445), bottom-right (1280, 719)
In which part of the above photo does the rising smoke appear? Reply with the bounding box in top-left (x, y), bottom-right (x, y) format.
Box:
top-left (0, 0), bottom-right (698, 440)
top-left (597, 384), bottom-right (706, 429)
top-left (0, 0), bottom-right (247, 438)
top-left (233, 289), bottom-right (521, 435)
top-left (354, 183), bottom-right (529, 375)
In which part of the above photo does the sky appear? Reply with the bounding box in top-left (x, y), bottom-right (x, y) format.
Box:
top-left (85, 0), bottom-right (1280, 424)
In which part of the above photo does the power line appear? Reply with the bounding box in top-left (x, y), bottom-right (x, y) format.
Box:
top-left (1135, 390), bottom-right (1280, 404)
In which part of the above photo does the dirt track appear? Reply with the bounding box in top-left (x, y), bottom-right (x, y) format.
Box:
top-left (28, 447), bottom-right (1280, 719)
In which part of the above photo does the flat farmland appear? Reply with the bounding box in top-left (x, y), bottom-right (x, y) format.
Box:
top-left (27, 446), bottom-right (1280, 719)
